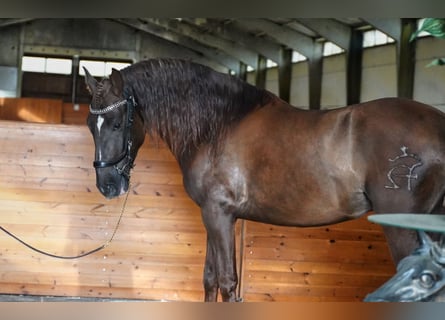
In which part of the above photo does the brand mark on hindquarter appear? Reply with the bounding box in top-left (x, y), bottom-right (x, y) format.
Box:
top-left (385, 146), bottom-right (423, 191)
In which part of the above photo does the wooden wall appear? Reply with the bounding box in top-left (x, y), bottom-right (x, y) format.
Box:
top-left (0, 97), bottom-right (89, 125)
top-left (0, 98), bottom-right (62, 124)
top-left (0, 120), bottom-right (396, 302)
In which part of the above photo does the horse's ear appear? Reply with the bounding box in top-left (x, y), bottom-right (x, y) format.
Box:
top-left (83, 67), bottom-right (97, 95)
top-left (110, 68), bottom-right (124, 97)
top-left (418, 231), bottom-right (433, 248)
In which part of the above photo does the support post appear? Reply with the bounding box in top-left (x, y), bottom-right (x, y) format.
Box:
top-left (278, 48), bottom-right (292, 103)
top-left (238, 62), bottom-right (247, 82)
top-left (346, 29), bottom-right (363, 105)
top-left (308, 42), bottom-right (323, 110)
top-left (397, 18), bottom-right (417, 99)
top-left (255, 55), bottom-right (267, 90)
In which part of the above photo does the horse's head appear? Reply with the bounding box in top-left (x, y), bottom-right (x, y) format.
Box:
top-left (84, 67), bottom-right (145, 199)
top-left (364, 231), bottom-right (445, 302)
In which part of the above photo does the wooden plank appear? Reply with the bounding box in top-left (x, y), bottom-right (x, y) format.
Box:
top-left (240, 217), bottom-right (395, 301)
top-left (0, 98), bottom-right (62, 124)
top-left (62, 103), bottom-right (89, 125)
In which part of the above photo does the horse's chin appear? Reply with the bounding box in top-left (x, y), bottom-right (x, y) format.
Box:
top-left (98, 177), bottom-right (130, 199)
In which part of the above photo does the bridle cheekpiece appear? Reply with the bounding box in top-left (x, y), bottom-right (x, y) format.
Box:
top-left (90, 90), bottom-right (137, 179)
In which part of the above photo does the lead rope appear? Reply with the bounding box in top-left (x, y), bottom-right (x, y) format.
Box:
top-left (0, 185), bottom-right (130, 260)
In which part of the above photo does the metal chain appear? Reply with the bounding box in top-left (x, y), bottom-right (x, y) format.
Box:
top-left (0, 185), bottom-right (130, 260)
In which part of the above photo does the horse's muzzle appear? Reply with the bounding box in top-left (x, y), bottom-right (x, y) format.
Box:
top-left (97, 180), bottom-right (128, 199)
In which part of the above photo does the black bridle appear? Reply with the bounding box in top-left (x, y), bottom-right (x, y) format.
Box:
top-left (89, 90), bottom-right (137, 179)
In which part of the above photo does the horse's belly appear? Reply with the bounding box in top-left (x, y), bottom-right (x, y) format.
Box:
top-left (242, 189), bottom-right (371, 227)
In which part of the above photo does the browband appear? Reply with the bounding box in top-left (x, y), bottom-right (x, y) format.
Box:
top-left (89, 99), bottom-right (127, 115)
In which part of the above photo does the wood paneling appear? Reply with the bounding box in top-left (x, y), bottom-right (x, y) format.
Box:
top-left (0, 121), bottom-right (205, 301)
top-left (62, 103), bottom-right (89, 125)
top-left (241, 217), bottom-right (395, 301)
top-left (0, 120), bottom-right (395, 302)
top-left (0, 98), bottom-right (62, 123)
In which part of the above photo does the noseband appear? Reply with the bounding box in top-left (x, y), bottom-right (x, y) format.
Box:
top-left (89, 90), bottom-right (137, 179)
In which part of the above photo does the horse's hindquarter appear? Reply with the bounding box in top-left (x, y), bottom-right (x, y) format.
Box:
top-left (352, 98), bottom-right (445, 213)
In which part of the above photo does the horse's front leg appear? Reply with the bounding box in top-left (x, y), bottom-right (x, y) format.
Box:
top-left (201, 206), bottom-right (238, 302)
top-left (203, 235), bottom-right (218, 301)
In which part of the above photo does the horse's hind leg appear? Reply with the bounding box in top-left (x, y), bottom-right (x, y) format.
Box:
top-left (201, 205), bottom-right (238, 302)
top-left (382, 226), bottom-right (419, 264)
top-left (203, 236), bottom-right (219, 301)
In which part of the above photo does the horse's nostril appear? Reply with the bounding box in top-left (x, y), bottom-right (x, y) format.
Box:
top-left (106, 184), bottom-right (117, 195)
top-left (98, 184), bottom-right (118, 197)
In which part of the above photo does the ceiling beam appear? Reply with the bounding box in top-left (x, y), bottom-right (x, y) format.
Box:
top-left (295, 18), bottom-right (351, 50)
top-left (0, 18), bottom-right (35, 28)
top-left (235, 19), bottom-right (315, 58)
top-left (114, 19), bottom-right (239, 72)
top-left (185, 18), bottom-right (282, 63)
top-left (364, 18), bottom-right (401, 41)
top-left (143, 18), bottom-right (259, 68)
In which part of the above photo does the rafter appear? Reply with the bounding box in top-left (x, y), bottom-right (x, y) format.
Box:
top-left (185, 18), bottom-right (282, 63)
top-left (142, 18), bottom-right (259, 68)
top-left (0, 18), bottom-right (35, 28)
top-left (235, 19), bottom-right (315, 58)
top-left (295, 18), bottom-right (351, 50)
top-left (114, 19), bottom-right (239, 72)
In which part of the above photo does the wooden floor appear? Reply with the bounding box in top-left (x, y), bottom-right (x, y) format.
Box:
top-left (0, 120), bottom-right (396, 302)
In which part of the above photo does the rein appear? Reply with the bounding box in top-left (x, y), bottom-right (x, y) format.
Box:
top-left (0, 185), bottom-right (130, 260)
top-left (0, 91), bottom-right (138, 259)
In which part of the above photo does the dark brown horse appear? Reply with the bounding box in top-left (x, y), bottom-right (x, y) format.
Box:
top-left (84, 58), bottom-right (445, 302)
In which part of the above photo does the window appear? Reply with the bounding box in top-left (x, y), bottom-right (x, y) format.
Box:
top-left (22, 56), bottom-right (72, 74)
top-left (22, 56), bottom-right (45, 73)
top-left (45, 58), bottom-right (72, 74)
top-left (363, 29), bottom-right (395, 48)
top-left (323, 42), bottom-right (344, 56)
top-left (266, 59), bottom-right (277, 68)
top-left (79, 60), bottom-right (105, 77)
top-left (292, 51), bottom-right (307, 62)
top-left (79, 60), bottom-right (131, 77)
top-left (416, 18), bottom-right (432, 38)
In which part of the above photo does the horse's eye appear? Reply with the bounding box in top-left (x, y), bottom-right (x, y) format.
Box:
top-left (113, 122), bottom-right (122, 131)
top-left (419, 272), bottom-right (436, 288)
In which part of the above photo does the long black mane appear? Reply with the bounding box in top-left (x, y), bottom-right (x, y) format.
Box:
top-left (120, 58), bottom-right (275, 162)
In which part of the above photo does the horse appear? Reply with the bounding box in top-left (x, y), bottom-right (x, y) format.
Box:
top-left (84, 58), bottom-right (445, 302)
top-left (365, 231), bottom-right (445, 302)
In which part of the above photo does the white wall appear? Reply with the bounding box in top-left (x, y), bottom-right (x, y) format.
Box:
top-left (249, 36), bottom-right (445, 112)
top-left (290, 62), bottom-right (309, 109)
top-left (321, 54), bottom-right (346, 109)
top-left (413, 36), bottom-right (445, 112)
top-left (265, 67), bottom-right (279, 96)
top-left (361, 45), bottom-right (397, 102)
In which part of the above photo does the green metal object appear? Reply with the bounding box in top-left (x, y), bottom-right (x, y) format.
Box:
top-left (368, 213), bottom-right (445, 233)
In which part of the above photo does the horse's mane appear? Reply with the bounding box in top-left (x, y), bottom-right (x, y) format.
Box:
top-left (120, 58), bottom-right (275, 162)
